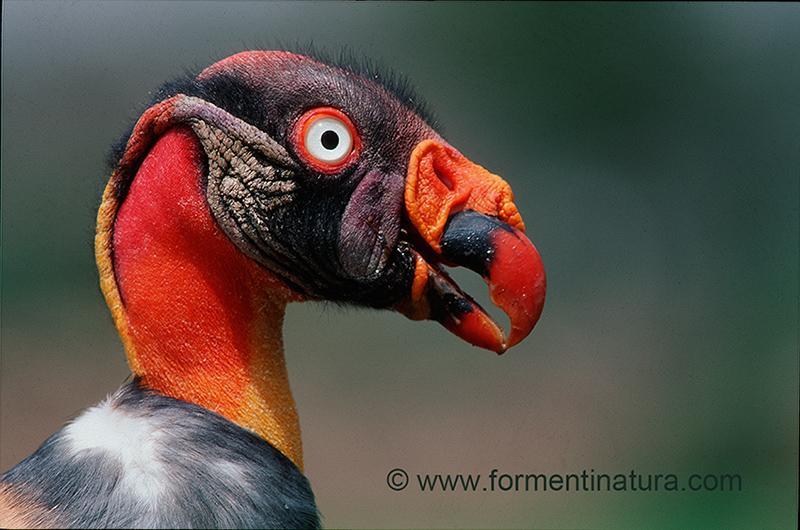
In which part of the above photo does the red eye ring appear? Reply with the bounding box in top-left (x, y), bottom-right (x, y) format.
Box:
top-left (291, 107), bottom-right (361, 174)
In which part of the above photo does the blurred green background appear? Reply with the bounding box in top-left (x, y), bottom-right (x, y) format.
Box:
top-left (1, 2), bottom-right (797, 528)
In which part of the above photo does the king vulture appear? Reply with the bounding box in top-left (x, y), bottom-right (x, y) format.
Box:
top-left (0, 51), bottom-right (546, 529)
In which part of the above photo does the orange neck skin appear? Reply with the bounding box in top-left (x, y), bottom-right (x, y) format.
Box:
top-left (109, 127), bottom-right (304, 469)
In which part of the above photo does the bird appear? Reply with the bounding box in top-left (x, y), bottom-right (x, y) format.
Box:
top-left (0, 50), bottom-right (546, 529)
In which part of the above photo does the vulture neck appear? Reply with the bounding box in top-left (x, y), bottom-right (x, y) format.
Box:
top-left (96, 127), bottom-right (304, 469)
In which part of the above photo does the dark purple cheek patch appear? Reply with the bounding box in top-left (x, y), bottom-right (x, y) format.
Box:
top-left (338, 170), bottom-right (404, 279)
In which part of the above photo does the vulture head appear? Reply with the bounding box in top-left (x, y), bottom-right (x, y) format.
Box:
top-left (95, 51), bottom-right (546, 469)
top-left (0, 50), bottom-right (546, 529)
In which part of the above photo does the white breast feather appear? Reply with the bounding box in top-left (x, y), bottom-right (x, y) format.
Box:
top-left (63, 397), bottom-right (167, 503)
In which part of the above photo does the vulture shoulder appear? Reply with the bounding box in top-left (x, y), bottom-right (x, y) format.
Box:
top-left (0, 380), bottom-right (320, 529)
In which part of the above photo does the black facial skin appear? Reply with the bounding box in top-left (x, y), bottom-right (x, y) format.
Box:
top-left (110, 52), bottom-right (441, 308)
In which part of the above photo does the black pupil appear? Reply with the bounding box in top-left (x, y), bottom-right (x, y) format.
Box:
top-left (321, 130), bottom-right (340, 150)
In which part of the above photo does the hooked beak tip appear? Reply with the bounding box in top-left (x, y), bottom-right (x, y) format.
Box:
top-left (398, 210), bottom-right (545, 353)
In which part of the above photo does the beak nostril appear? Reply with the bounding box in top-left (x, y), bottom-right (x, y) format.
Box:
top-left (406, 139), bottom-right (522, 253)
top-left (433, 157), bottom-right (455, 191)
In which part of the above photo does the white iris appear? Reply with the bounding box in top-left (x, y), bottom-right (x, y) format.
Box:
top-left (304, 116), bottom-right (353, 164)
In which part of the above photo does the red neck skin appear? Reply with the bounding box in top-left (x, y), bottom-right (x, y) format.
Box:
top-left (112, 127), bottom-right (304, 468)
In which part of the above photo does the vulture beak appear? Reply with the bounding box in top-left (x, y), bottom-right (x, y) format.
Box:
top-left (398, 140), bottom-right (546, 354)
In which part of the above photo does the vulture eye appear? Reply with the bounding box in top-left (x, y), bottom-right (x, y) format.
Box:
top-left (293, 107), bottom-right (360, 173)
